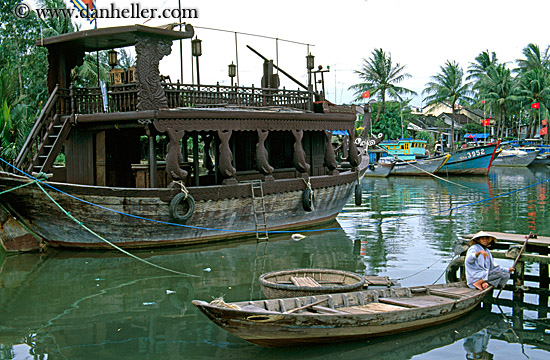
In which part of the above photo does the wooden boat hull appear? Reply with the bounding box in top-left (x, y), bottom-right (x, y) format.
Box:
top-left (492, 149), bottom-right (539, 167)
top-left (0, 169), bottom-right (359, 251)
top-left (390, 154), bottom-right (449, 176)
top-left (192, 282), bottom-right (491, 347)
top-left (437, 143), bottom-right (499, 175)
top-left (363, 161), bottom-right (395, 177)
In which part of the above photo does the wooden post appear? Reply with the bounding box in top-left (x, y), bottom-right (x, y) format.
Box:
top-left (193, 134), bottom-right (199, 186)
top-left (514, 260), bottom-right (525, 302)
top-left (147, 128), bottom-right (157, 188)
top-left (539, 247), bottom-right (549, 331)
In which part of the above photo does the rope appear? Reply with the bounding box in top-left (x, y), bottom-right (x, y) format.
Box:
top-left (34, 181), bottom-right (198, 278)
top-left (366, 177), bottom-right (550, 227)
top-left (395, 254), bottom-right (450, 281)
top-left (376, 145), bottom-right (487, 193)
top-left (1, 157), bottom-right (548, 236)
top-left (0, 180), bottom-right (38, 195)
top-left (175, 180), bottom-right (189, 199)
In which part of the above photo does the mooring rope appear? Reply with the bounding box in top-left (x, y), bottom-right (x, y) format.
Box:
top-left (34, 181), bottom-right (198, 277)
top-left (375, 145), bottom-right (490, 193)
top-left (1, 157), bottom-right (548, 236)
top-left (0, 179), bottom-right (38, 195)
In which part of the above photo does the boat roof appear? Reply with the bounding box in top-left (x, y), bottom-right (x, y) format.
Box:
top-left (36, 24), bottom-right (194, 51)
top-left (380, 138), bottom-right (427, 144)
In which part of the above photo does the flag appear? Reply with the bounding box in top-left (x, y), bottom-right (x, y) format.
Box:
top-left (69, 0), bottom-right (96, 26)
top-left (531, 102), bottom-right (540, 109)
top-left (540, 127), bottom-right (548, 136)
top-left (543, 119), bottom-right (547, 126)
top-left (482, 118), bottom-right (490, 126)
top-left (362, 90), bottom-right (370, 99)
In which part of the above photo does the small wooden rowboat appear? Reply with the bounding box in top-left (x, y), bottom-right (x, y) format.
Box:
top-left (192, 282), bottom-right (491, 347)
top-left (259, 268), bottom-right (365, 298)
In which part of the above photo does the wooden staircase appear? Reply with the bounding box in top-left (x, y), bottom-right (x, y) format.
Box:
top-left (15, 86), bottom-right (72, 175)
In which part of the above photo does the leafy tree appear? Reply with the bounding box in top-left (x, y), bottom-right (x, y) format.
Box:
top-left (476, 64), bottom-right (520, 138)
top-left (0, 0), bottom-right (74, 163)
top-left (514, 43), bottom-right (550, 140)
top-left (467, 50), bottom-right (499, 84)
top-left (349, 48), bottom-right (416, 126)
top-left (515, 43), bottom-right (550, 74)
top-left (423, 60), bottom-right (473, 150)
top-left (516, 68), bottom-right (550, 137)
top-left (370, 101), bottom-right (413, 140)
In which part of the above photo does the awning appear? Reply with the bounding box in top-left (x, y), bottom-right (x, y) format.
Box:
top-left (463, 133), bottom-right (489, 139)
top-left (332, 130), bottom-right (349, 136)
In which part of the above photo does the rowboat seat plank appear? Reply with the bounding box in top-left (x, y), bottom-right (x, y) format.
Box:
top-left (364, 276), bottom-right (395, 286)
top-left (290, 276), bottom-right (321, 287)
top-left (311, 305), bottom-right (347, 314)
top-left (338, 302), bottom-right (407, 314)
top-left (380, 295), bottom-right (455, 308)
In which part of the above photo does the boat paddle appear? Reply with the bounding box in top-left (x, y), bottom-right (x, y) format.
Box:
top-left (285, 298), bottom-right (329, 314)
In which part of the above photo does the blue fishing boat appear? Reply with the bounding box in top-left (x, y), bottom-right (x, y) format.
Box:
top-left (378, 139), bottom-right (428, 161)
top-left (436, 142), bottom-right (500, 175)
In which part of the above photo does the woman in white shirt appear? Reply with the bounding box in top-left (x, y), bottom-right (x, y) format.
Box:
top-left (465, 231), bottom-right (514, 290)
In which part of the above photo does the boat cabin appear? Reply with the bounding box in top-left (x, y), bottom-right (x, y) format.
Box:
top-left (378, 139), bottom-right (427, 161)
top-left (15, 24), bottom-right (360, 189)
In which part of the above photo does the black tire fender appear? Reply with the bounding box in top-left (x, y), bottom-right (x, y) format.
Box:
top-left (302, 188), bottom-right (315, 212)
top-left (169, 192), bottom-right (195, 221)
top-left (354, 183), bottom-right (362, 206)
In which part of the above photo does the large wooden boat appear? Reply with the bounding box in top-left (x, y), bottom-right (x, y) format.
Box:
top-left (436, 143), bottom-right (500, 175)
top-left (389, 154), bottom-right (450, 176)
top-left (192, 282), bottom-right (491, 347)
top-left (0, 24), bottom-right (380, 252)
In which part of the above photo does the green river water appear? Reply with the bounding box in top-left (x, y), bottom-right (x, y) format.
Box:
top-left (1, 166), bottom-right (549, 359)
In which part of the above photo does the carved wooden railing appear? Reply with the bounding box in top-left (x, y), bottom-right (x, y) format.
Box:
top-left (15, 85), bottom-right (72, 174)
top-left (70, 83), bottom-right (311, 114)
top-left (164, 83), bottom-right (311, 110)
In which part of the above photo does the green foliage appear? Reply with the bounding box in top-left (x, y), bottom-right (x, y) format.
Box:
top-left (0, 0), bottom-right (74, 162)
top-left (349, 48), bottom-right (416, 125)
top-left (370, 101), bottom-right (412, 139)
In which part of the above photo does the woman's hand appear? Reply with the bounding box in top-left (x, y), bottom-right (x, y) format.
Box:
top-left (509, 267), bottom-right (515, 273)
top-left (476, 250), bottom-right (489, 259)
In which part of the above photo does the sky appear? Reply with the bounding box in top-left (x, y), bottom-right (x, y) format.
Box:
top-left (31, 0), bottom-right (550, 107)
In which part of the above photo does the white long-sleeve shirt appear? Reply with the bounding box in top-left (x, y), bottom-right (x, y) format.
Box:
top-left (465, 243), bottom-right (508, 288)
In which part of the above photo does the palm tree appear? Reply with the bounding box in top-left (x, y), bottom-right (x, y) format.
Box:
top-left (517, 68), bottom-right (550, 137)
top-left (516, 43), bottom-right (550, 74)
top-left (476, 64), bottom-right (520, 138)
top-left (467, 50), bottom-right (499, 83)
top-left (423, 60), bottom-right (473, 151)
top-left (516, 44), bottom-right (550, 139)
top-left (349, 48), bottom-right (416, 126)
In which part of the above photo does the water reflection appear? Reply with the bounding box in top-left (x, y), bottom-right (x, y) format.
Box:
top-left (0, 167), bottom-right (549, 359)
